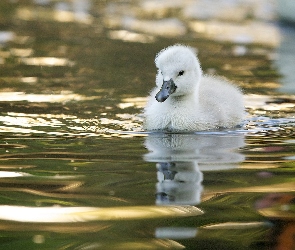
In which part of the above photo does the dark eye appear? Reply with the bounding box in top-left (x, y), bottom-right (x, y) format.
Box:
top-left (178, 70), bottom-right (184, 76)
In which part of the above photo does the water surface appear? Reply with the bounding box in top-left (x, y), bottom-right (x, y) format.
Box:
top-left (0, 1), bottom-right (295, 249)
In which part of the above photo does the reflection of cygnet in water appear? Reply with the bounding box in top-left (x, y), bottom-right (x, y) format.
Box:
top-left (144, 133), bottom-right (245, 205)
top-left (144, 133), bottom-right (245, 170)
top-left (156, 161), bottom-right (203, 205)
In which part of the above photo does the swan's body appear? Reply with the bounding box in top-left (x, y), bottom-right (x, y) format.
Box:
top-left (144, 45), bottom-right (244, 131)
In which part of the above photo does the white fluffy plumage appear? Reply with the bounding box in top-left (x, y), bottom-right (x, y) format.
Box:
top-left (144, 44), bottom-right (244, 131)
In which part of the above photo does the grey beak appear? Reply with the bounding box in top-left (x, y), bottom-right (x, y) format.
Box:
top-left (155, 79), bottom-right (177, 102)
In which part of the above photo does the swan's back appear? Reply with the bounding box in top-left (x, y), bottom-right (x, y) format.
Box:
top-left (199, 75), bottom-right (244, 127)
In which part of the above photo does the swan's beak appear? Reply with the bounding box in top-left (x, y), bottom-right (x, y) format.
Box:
top-left (155, 79), bottom-right (177, 102)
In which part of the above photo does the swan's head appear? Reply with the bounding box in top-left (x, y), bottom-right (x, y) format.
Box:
top-left (154, 44), bottom-right (202, 102)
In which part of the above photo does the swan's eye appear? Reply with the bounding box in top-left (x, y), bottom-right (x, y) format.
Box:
top-left (178, 70), bottom-right (184, 76)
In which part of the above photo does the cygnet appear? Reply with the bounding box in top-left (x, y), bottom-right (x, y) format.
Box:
top-left (144, 44), bottom-right (244, 131)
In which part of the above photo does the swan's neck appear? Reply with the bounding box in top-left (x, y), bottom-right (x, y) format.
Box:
top-left (169, 90), bottom-right (199, 106)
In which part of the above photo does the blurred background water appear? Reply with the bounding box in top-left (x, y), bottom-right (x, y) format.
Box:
top-left (0, 0), bottom-right (295, 249)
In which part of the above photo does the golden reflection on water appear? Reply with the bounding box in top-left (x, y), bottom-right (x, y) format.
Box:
top-left (20, 77), bottom-right (38, 83)
top-left (8, 112), bottom-right (76, 119)
top-left (259, 206), bottom-right (295, 220)
top-left (19, 57), bottom-right (75, 67)
top-left (0, 126), bottom-right (45, 134)
top-left (119, 97), bottom-right (147, 109)
top-left (125, 18), bottom-right (186, 38)
top-left (10, 48), bottom-right (33, 57)
top-left (189, 21), bottom-right (280, 46)
top-left (245, 94), bottom-right (295, 121)
top-left (0, 92), bottom-right (95, 102)
top-left (0, 205), bottom-right (203, 223)
top-left (0, 115), bottom-right (64, 128)
top-left (16, 4), bottom-right (93, 25)
top-left (0, 112), bottom-right (75, 134)
top-left (108, 30), bottom-right (155, 43)
top-left (201, 221), bottom-right (269, 230)
top-left (203, 182), bottom-right (295, 203)
top-left (0, 171), bottom-right (31, 178)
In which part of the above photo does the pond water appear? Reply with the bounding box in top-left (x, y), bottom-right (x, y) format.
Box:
top-left (0, 0), bottom-right (295, 249)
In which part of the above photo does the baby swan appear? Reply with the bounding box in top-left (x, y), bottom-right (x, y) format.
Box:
top-left (144, 44), bottom-right (244, 132)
